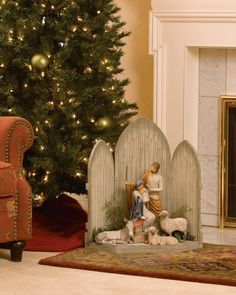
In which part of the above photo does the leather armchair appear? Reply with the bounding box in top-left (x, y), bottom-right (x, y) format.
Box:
top-left (0, 117), bottom-right (34, 261)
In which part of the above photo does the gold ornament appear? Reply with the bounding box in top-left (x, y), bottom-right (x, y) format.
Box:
top-left (95, 116), bottom-right (112, 130)
top-left (31, 54), bottom-right (49, 70)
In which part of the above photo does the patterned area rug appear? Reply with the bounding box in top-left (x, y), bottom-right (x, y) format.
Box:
top-left (39, 243), bottom-right (236, 286)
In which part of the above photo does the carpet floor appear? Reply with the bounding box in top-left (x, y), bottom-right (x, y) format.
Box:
top-left (25, 194), bottom-right (87, 252)
top-left (39, 243), bottom-right (236, 287)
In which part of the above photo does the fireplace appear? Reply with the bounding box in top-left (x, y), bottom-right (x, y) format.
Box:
top-left (150, 0), bottom-right (236, 227)
top-left (221, 96), bottom-right (236, 227)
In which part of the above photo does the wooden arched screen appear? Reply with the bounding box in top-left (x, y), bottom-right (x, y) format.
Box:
top-left (170, 140), bottom-right (201, 241)
top-left (87, 140), bottom-right (114, 241)
top-left (115, 117), bottom-right (171, 212)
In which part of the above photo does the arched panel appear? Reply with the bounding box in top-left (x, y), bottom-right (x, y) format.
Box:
top-left (87, 140), bottom-right (114, 241)
top-left (170, 140), bottom-right (201, 241)
top-left (115, 117), bottom-right (171, 212)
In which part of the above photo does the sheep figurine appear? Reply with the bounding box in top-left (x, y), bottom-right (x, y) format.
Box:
top-left (159, 210), bottom-right (188, 237)
top-left (147, 226), bottom-right (178, 245)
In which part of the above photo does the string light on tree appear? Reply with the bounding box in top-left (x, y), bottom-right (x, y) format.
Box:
top-left (71, 25), bottom-right (78, 32)
top-left (43, 174), bottom-right (49, 182)
top-left (25, 63), bottom-right (32, 71)
top-left (84, 67), bottom-right (92, 74)
top-left (48, 101), bottom-right (54, 106)
top-left (76, 172), bottom-right (81, 177)
top-left (106, 66), bottom-right (113, 72)
top-left (42, 16), bottom-right (46, 25)
top-left (101, 58), bottom-right (108, 65)
top-left (18, 35), bottom-right (24, 42)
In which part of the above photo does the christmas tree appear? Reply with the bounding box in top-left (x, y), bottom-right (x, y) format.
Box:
top-left (0, 0), bottom-right (137, 201)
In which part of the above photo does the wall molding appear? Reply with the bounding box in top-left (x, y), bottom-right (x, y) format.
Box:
top-left (151, 0), bottom-right (236, 13)
top-left (152, 11), bottom-right (236, 23)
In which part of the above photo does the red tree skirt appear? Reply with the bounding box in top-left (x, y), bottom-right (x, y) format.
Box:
top-left (25, 194), bottom-right (87, 252)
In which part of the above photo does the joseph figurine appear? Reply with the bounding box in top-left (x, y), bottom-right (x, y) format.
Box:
top-left (141, 162), bottom-right (163, 217)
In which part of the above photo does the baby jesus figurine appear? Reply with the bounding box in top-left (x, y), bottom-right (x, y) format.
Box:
top-left (142, 162), bottom-right (163, 217)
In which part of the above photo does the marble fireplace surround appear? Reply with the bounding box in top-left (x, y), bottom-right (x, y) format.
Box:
top-left (150, 0), bottom-right (236, 226)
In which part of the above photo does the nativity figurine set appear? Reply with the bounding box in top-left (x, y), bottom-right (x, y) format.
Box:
top-left (95, 162), bottom-right (188, 246)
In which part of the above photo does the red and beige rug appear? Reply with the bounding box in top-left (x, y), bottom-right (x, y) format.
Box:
top-left (39, 243), bottom-right (236, 287)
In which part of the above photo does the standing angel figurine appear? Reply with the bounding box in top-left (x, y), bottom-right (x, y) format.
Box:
top-left (142, 162), bottom-right (163, 217)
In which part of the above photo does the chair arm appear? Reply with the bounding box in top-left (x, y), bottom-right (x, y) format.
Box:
top-left (0, 117), bottom-right (34, 175)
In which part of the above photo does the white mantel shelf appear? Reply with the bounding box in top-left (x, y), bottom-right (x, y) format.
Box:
top-left (151, 12), bottom-right (236, 23)
top-left (151, 0), bottom-right (236, 23)
top-left (150, 0), bottom-right (236, 153)
top-left (151, 0), bottom-right (236, 13)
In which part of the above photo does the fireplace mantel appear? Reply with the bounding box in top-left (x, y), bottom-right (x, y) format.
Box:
top-left (150, 0), bottom-right (236, 153)
top-left (151, 0), bottom-right (236, 13)
top-left (150, 0), bottom-right (236, 227)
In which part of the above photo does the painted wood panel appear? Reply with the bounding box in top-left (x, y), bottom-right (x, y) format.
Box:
top-left (87, 140), bottom-right (114, 241)
top-left (170, 140), bottom-right (201, 240)
top-left (115, 117), bottom-right (171, 213)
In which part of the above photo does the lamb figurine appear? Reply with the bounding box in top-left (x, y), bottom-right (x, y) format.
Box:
top-left (147, 226), bottom-right (178, 245)
top-left (159, 210), bottom-right (188, 237)
top-left (95, 218), bottom-right (134, 244)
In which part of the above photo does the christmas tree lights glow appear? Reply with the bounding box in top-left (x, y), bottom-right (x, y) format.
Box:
top-left (0, 0), bottom-right (137, 201)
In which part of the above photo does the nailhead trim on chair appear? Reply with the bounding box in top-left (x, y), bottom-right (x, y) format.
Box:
top-left (5, 119), bottom-right (34, 238)
top-left (27, 188), bottom-right (32, 238)
top-left (14, 193), bottom-right (18, 240)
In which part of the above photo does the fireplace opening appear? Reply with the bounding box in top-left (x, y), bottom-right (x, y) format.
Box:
top-left (221, 96), bottom-right (236, 227)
